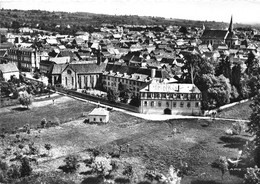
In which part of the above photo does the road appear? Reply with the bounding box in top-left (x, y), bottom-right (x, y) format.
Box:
top-left (56, 91), bottom-right (249, 122)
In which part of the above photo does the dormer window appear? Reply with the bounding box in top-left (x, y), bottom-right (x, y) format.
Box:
top-left (67, 70), bottom-right (72, 75)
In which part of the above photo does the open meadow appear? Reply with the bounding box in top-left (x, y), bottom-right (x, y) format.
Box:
top-left (0, 95), bottom-right (253, 184)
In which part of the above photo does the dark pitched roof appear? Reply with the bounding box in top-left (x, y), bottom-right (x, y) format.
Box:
top-left (201, 30), bottom-right (228, 39)
top-left (67, 63), bottom-right (107, 74)
top-left (105, 62), bottom-right (129, 74)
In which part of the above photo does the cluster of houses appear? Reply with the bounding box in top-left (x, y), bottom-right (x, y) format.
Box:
top-left (1, 16), bottom-right (260, 115)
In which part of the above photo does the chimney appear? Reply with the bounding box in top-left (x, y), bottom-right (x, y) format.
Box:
top-left (151, 68), bottom-right (156, 78)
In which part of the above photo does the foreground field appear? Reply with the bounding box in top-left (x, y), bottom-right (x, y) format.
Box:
top-left (0, 95), bottom-right (252, 184)
top-left (0, 95), bottom-right (95, 133)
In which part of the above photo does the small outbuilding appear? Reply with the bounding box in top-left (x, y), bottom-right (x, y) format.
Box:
top-left (88, 107), bottom-right (109, 123)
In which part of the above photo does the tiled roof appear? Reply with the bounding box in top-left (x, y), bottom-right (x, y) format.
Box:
top-left (201, 30), bottom-right (228, 39)
top-left (89, 107), bottom-right (109, 116)
top-left (141, 82), bottom-right (201, 94)
top-left (67, 62), bottom-right (107, 74)
top-left (51, 64), bottom-right (67, 74)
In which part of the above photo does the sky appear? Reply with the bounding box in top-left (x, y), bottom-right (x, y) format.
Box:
top-left (1, 0), bottom-right (260, 24)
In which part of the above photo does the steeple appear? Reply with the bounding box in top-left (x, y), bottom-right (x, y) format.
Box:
top-left (228, 15), bottom-right (233, 32)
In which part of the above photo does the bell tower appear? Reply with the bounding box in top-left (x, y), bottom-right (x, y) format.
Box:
top-left (228, 15), bottom-right (233, 33)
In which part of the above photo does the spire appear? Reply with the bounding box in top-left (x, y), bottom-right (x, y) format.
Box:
top-left (228, 15), bottom-right (233, 32)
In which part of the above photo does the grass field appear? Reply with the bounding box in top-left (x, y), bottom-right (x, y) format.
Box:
top-left (27, 113), bottom-right (251, 184)
top-left (217, 100), bottom-right (252, 120)
top-left (0, 95), bottom-right (95, 133)
top-left (0, 95), bottom-right (252, 184)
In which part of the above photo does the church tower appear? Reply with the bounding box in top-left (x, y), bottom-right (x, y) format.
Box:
top-left (228, 15), bottom-right (233, 33)
top-left (225, 15), bottom-right (238, 48)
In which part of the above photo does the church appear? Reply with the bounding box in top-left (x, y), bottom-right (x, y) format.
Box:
top-left (200, 16), bottom-right (238, 48)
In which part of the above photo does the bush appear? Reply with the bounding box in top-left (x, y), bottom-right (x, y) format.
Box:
top-left (244, 166), bottom-right (260, 184)
top-left (20, 157), bottom-right (32, 177)
top-left (7, 164), bottom-right (21, 180)
top-left (61, 155), bottom-right (80, 173)
top-left (46, 117), bottom-right (60, 127)
top-left (91, 156), bottom-right (113, 177)
top-left (122, 165), bottom-right (133, 178)
top-left (41, 118), bottom-right (47, 128)
top-left (28, 142), bottom-right (39, 155)
top-left (0, 160), bottom-right (8, 172)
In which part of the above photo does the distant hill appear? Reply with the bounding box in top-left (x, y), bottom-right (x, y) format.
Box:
top-left (0, 9), bottom-right (258, 35)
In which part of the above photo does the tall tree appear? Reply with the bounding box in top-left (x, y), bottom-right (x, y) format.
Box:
top-left (181, 52), bottom-right (214, 85)
top-left (245, 51), bottom-right (259, 75)
top-left (248, 91), bottom-right (260, 166)
top-left (216, 56), bottom-right (232, 81)
top-left (200, 74), bottom-right (231, 109)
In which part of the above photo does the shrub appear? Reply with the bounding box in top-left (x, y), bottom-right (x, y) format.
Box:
top-left (28, 142), bottom-right (39, 155)
top-left (62, 155), bottom-right (80, 173)
top-left (211, 156), bottom-right (229, 180)
top-left (20, 157), bottom-right (32, 177)
top-left (232, 122), bottom-right (243, 135)
top-left (244, 166), bottom-right (260, 184)
top-left (0, 160), bottom-right (8, 173)
top-left (122, 165), bottom-right (133, 178)
top-left (41, 118), bottom-right (47, 128)
top-left (243, 140), bottom-right (258, 166)
top-left (7, 164), bottom-right (21, 179)
top-left (44, 143), bottom-right (52, 156)
top-left (91, 156), bottom-right (113, 177)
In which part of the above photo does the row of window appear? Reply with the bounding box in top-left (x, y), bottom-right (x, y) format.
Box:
top-left (104, 81), bottom-right (140, 91)
top-left (93, 118), bottom-right (103, 122)
top-left (8, 50), bottom-right (33, 56)
top-left (142, 92), bottom-right (201, 100)
top-left (103, 76), bottom-right (144, 86)
top-left (143, 101), bottom-right (200, 108)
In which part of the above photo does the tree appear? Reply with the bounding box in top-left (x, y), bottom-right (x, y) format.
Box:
top-left (216, 56), bottom-right (232, 81)
top-left (245, 51), bottom-right (259, 75)
top-left (248, 91), bottom-right (260, 166)
top-left (18, 91), bottom-right (33, 109)
top-left (107, 88), bottom-right (119, 102)
top-left (244, 166), bottom-right (260, 184)
top-left (199, 74), bottom-right (231, 109)
top-left (181, 52), bottom-right (214, 85)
